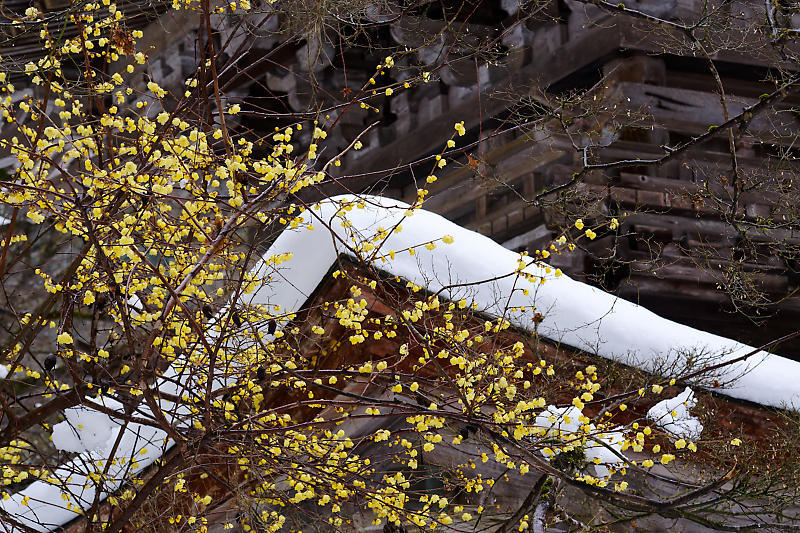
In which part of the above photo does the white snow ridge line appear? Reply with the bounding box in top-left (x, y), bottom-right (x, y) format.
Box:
top-left (254, 194), bottom-right (800, 410)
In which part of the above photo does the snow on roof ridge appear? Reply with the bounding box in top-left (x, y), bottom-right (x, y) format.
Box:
top-left (4, 193), bottom-right (799, 532)
top-left (251, 194), bottom-right (800, 410)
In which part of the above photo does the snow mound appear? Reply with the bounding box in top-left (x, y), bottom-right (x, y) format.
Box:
top-left (534, 405), bottom-right (626, 478)
top-left (647, 387), bottom-right (703, 441)
top-left (51, 400), bottom-right (124, 454)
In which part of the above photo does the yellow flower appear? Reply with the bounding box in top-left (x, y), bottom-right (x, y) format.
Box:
top-left (574, 219), bottom-right (584, 230)
top-left (730, 438), bottom-right (742, 446)
top-left (56, 332), bottom-right (73, 345)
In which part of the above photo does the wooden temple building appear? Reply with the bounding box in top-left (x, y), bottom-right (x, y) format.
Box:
top-left (2, 0), bottom-right (800, 351)
top-left (128, 0), bottom-right (800, 353)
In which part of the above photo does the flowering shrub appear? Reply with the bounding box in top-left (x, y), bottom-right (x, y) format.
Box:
top-left (0, 0), bottom-right (798, 531)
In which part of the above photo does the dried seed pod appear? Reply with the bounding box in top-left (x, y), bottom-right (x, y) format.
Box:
top-left (139, 192), bottom-right (152, 213)
top-left (44, 354), bottom-right (57, 371)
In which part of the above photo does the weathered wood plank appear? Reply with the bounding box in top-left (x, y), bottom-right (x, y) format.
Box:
top-left (615, 81), bottom-right (800, 143)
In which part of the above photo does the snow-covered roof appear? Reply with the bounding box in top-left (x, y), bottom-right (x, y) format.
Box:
top-left (5, 193), bottom-right (800, 531)
top-left (255, 194), bottom-right (800, 409)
